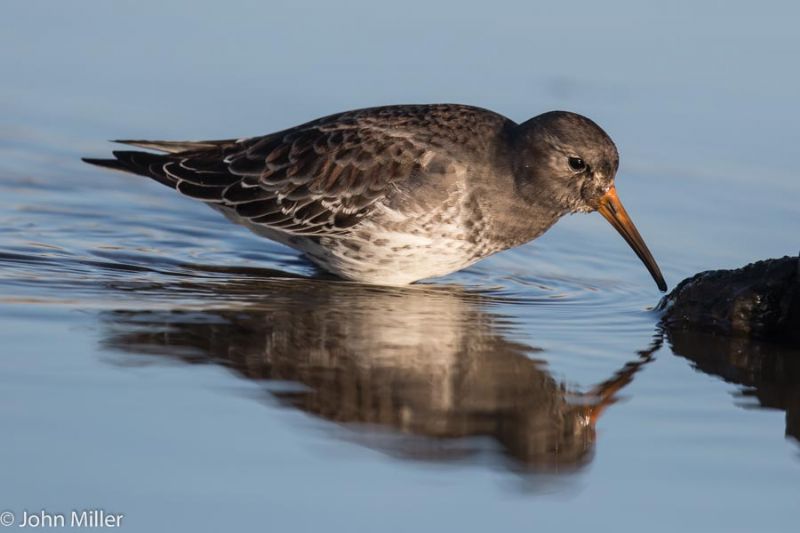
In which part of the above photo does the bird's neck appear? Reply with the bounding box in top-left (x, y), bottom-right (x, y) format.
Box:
top-left (467, 178), bottom-right (566, 252)
top-left (462, 120), bottom-right (571, 251)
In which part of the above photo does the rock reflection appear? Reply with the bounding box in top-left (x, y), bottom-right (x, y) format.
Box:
top-left (666, 329), bottom-right (800, 443)
top-left (100, 280), bottom-right (655, 471)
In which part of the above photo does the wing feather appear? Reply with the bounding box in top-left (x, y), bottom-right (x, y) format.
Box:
top-left (86, 104), bottom-right (513, 237)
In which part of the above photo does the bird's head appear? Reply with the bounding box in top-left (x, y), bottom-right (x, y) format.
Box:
top-left (513, 111), bottom-right (667, 291)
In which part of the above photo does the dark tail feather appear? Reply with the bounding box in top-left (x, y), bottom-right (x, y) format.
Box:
top-left (82, 157), bottom-right (127, 172)
top-left (82, 151), bottom-right (176, 188)
top-left (112, 139), bottom-right (236, 153)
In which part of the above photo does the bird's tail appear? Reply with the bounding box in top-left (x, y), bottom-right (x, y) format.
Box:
top-left (81, 157), bottom-right (127, 172)
top-left (82, 139), bottom-right (237, 187)
top-left (109, 139), bottom-right (238, 154)
top-left (82, 150), bottom-right (175, 187)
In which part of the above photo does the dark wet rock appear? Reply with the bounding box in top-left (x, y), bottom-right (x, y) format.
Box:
top-left (659, 256), bottom-right (800, 344)
top-left (662, 256), bottom-right (800, 444)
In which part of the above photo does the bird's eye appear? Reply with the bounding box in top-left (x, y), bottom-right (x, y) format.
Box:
top-left (568, 157), bottom-right (586, 172)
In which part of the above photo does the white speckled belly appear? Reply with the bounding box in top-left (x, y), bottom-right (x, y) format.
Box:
top-left (214, 192), bottom-right (490, 285)
top-left (308, 228), bottom-right (481, 285)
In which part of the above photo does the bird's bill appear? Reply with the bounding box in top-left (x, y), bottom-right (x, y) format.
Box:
top-left (594, 186), bottom-right (667, 292)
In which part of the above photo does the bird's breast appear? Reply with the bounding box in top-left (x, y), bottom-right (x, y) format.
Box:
top-left (300, 198), bottom-right (499, 284)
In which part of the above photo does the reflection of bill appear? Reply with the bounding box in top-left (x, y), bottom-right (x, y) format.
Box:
top-left (101, 280), bottom-right (656, 471)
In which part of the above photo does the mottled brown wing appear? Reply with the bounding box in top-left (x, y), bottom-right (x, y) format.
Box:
top-left (218, 120), bottom-right (431, 235)
top-left (87, 104), bottom-right (509, 237)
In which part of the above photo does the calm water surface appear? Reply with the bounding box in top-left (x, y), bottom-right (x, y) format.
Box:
top-left (1, 1), bottom-right (799, 532)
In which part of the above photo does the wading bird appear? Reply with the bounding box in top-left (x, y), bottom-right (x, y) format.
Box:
top-left (84, 104), bottom-right (667, 290)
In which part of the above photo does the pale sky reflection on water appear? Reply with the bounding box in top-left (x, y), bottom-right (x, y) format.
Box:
top-left (1, 1), bottom-right (799, 532)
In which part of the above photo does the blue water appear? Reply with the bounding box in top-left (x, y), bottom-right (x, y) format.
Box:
top-left (1, 1), bottom-right (799, 532)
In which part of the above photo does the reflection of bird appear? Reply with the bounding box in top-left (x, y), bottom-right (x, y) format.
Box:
top-left (84, 104), bottom-right (666, 289)
top-left (101, 280), bottom-right (655, 471)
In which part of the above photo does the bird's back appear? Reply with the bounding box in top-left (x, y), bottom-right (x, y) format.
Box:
top-left (84, 104), bottom-right (523, 284)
